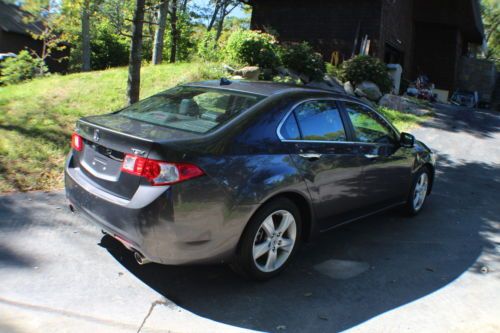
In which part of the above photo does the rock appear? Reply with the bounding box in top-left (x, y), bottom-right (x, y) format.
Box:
top-left (357, 81), bottom-right (382, 101)
top-left (379, 94), bottom-right (405, 110)
top-left (234, 66), bottom-right (260, 80)
top-left (276, 66), bottom-right (289, 76)
top-left (360, 97), bottom-right (376, 108)
top-left (344, 81), bottom-right (355, 95)
top-left (223, 64), bottom-right (235, 74)
top-left (354, 87), bottom-right (368, 98)
top-left (305, 81), bottom-right (338, 91)
top-left (287, 69), bottom-right (302, 82)
top-left (379, 94), bottom-right (432, 116)
top-left (323, 74), bottom-right (345, 93)
top-left (230, 75), bottom-right (244, 80)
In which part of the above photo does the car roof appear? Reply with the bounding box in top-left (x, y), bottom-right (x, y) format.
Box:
top-left (183, 79), bottom-right (355, 99)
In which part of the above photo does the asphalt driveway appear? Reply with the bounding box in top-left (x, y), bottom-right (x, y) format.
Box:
top-left (1, 104), bottom-right (499, 333)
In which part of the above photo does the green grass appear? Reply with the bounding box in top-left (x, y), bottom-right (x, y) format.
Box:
top-left (0, 62), bottom-right (224, 192)
top-left (377, 106), bottom-right (430, 132)
top-left (0, 63), bottom-right (429, 192)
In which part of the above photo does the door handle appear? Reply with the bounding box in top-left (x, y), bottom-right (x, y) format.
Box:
top-left (299, 153), bottom-right (322, 161)
top-left (364, 154), bottom-right (379, 159)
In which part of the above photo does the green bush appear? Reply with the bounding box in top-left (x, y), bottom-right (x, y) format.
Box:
top-left (224, 30), bottom-right (280, 69)
top-left (341, 55), bottom-right (392, 93)
top-left (0, 50), bottom-right (47, 85)
top-left (197, 30), bottom-right (222, 62)
top-left (90, 28), bottom-right (129, 70)
top-left (279, 42), bottom-right (326, 81)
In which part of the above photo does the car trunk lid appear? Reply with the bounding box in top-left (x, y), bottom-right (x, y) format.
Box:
top-left (74, 114), bottom-right (201, 199)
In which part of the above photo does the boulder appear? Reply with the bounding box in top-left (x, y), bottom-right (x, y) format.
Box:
top-left (344, 81), bottom-right (355, 95)
top-left (379, 94), bottom-right (404, 110)
top-left (378, 94), bottom-right (432, 116)
top-left (356, 81), bottom-right (382, 101)
top-left (223, 64), bottom-right (235, 74)
top-left (323, 74), bottom-right (345, 93)
top-left (354, 87), bottom-right (368, 98)
top-left (306, 80), bottom-right (338, 92)
top-left (234, 66), bottom-right (261, 80)
top-left (359, 97), bottom-right (376, 108)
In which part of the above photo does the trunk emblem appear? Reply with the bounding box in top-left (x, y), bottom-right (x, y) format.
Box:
top-left (131, 148), bottom-right (146, 156)
top-left (93, 129), bottom-right (100, 142)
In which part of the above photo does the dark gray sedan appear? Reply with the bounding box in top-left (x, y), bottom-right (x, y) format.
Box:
top-left (65, 80), bottom-right (436, 280)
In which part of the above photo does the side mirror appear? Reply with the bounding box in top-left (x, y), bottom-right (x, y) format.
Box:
top-left (400, 132), bottom-right (415, 147)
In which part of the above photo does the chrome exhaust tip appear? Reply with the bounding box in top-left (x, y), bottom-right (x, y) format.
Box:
top-left (134, 251), bottom-right (151, 265)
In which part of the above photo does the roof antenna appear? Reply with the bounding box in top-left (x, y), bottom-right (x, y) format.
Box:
top-left (220, 78), bottom-right (232, 86)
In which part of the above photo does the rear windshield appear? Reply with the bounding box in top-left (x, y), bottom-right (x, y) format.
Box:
top-left (118, 87), bottom-right (264, 134)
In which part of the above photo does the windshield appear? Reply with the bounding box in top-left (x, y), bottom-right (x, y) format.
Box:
top-left (118, 87), bottom-right (264, 134)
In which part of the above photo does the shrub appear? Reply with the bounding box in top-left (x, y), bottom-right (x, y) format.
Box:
top-left (197, 30), bottom-right (222, 62)
top-left (0, 50), bottom-right (47, 85)
top-left (279, 42), bottom-right (326, 81)
top-left (341, 55), bottom-right (393, 93)
top-left (224, 30), bottom-right (280, 69)
top-left (90, 28), bottom-right (129, 70)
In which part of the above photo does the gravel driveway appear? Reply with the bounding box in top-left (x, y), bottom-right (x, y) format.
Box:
top-left (1, 104), bottom-right (499, 333)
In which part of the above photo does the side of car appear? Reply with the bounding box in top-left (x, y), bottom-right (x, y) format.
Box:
top-left (227, 92), bottom-right (435, 279)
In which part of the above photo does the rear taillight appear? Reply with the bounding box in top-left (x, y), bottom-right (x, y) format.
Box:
top-left (71, 133), bottom-right (83, 151)
top-left (121, 154), bottom-right (204, 186)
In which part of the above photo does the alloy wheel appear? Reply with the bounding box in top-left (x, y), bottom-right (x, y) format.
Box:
top-left (413, 172), bottom-right (429, 211)
top-left (252, 210), bottom-right (297, 273)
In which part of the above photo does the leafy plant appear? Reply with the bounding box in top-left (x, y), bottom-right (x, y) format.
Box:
top-left (341, 55), bottom-right (393, 94)
top-left (197, 30), bottom-right (222, 62)
top-left (279, 42), bottom-right (326, 81)
top-left (224, 30), bottom-right (280, 69)
top-left (0, 50), bottom-right (47, 85)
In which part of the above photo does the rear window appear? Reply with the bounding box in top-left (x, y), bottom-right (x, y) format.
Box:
top-left (119, 87), bottom-right (264, 134)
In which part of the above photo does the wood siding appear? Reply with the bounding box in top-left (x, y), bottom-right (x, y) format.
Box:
top-left (251, 0), bottom-right (383, 62)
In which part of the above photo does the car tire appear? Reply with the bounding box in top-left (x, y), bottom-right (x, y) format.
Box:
top-left (402, 166), bottom-right (431, 216)
top-left (230, 198), bottom-right (302, 280)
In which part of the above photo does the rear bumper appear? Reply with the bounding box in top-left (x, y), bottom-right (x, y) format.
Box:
top-left (64, 154), bottom-right (257, 265)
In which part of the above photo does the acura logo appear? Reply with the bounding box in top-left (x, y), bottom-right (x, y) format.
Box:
top-left (93, 129), bottom-right (100, 142)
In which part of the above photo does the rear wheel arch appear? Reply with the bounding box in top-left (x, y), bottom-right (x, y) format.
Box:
top-left (238, 192), bottom-right (314, 248)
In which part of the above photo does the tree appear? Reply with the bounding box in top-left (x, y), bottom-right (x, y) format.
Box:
top-left (481, 0), bottom-right (499, 65)
top-left (169, 0), bottom-right (179, 63)
top-left (127, 0), bottom-right (146, 105)
top-left (22, 0), bottom-right (68, 75)
top-left (152, 0), bottom-right (169, 64)
top-left (81, 0), bottom-right (92, 71)
top-left (214, 0), bottom-right (239, 42)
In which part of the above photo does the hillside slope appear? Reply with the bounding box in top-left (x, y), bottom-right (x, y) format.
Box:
top-left (0, 62), bottom-right (223, 192)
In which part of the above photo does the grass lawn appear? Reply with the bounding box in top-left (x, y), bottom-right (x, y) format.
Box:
top-left (377, 106), bottom-right (430, 132)
top-left (0, 63), bottom-right (428, 192)
top-left (0, 62), bottom-right (223, 192)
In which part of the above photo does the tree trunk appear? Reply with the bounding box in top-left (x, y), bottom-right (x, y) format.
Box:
top-left (169, 0), bottom-right (178, 63)
top-left (207, 0), bottom-right (221, 31)
top-left (127, 0), bottom-right (146, 105)
top-left (214, 4), bottom-right (226, 42)
top-left (152, 0), bottom-right (169, 65)
top-left (81, 0), bottom-right (91, 72)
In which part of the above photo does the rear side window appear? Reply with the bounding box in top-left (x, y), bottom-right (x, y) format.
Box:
top-left (280, 114), bottom-right (301, 140)
top-left (293, 100), bottom-right (346, 142)
top-left (119, 87), bottom-right (264, 134)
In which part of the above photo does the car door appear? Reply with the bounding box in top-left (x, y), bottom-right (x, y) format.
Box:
top-left (342, 101), bottom-right (415, 209)
top-left (278, 99), bottom-right (365, 229)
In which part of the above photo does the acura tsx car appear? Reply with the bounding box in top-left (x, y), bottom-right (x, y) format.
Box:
top-left (65, 79), bottom-right (435, 280)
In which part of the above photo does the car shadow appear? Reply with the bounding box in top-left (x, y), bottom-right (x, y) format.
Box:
top-left (102, 156), bottom-right (499, 333)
